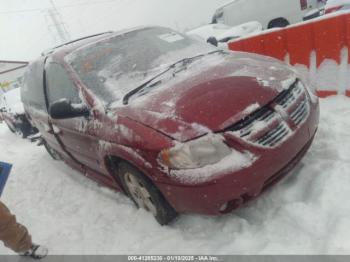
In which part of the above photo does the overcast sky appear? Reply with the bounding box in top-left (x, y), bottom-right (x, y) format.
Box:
top-left (0, 0), bottom-right (228, 61)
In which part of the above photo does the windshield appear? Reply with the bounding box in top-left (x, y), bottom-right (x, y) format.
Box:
top-left (66, 27), bottom-right (215, 104)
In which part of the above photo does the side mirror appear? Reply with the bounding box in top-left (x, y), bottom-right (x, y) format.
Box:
top-left (49, 99), bottom-right (90, 119)
top-left (207, 36), bottom-right (218, 47)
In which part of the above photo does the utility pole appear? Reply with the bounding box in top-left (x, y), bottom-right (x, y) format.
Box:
top-left (46, 0), bottom-right (71, 44)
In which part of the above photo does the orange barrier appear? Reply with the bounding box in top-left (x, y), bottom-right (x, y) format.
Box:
top-left (228, 13), bottom-right (350, 97)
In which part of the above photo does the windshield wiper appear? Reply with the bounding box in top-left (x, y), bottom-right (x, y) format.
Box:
top-left (122, 50), bottom-right (224, 105)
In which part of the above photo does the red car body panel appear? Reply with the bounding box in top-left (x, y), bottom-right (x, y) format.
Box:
top-left (115, 53), bottom-right (298, 141)
top-left (22, 28), bottom-right (320, 216)
top-left (154, 102), bottom-right (319, 214)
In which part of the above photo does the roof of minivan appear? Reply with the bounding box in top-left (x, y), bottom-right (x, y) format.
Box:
top-left (48, 26), bottom-right (154, 60)
top-left (217, 0), bottom-right (240, 10)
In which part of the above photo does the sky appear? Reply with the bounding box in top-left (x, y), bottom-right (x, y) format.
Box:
top-left (0, 0), bottom-right (228, 61)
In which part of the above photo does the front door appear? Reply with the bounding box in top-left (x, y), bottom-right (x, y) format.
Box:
top-left (45, 62), bottom-right (105, 175)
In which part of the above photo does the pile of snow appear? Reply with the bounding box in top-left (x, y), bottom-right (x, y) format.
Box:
top-left (1, 96), bottom-right (350, 254)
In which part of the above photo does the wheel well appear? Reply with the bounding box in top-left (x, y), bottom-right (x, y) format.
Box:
top-left (268, 17), bottom-right (290, 29)
top-left (104, 155), bottom-right (127, 194)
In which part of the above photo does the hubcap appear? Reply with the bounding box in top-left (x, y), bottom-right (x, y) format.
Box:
top-left (125, 172), bottom-right (157, 216)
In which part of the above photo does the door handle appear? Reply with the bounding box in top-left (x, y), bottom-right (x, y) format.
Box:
top-left (51, 125), bottom-right (62, 135)
top-left (47, 125), bottom-right (61, 135)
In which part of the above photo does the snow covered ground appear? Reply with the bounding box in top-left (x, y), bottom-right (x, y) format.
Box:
top-left (0, 96), bottom-right (350, 255)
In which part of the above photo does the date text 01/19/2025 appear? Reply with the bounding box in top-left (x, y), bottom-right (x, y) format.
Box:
top-left (127, 256), bottom-right (219, 261)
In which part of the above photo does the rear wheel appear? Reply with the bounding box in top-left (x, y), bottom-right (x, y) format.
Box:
top-left (15, 124), bottom-right (31, 138)
top-left (5, 119), bottom-right (33, 138)
top-left (119, 162), bottom-right (177, 225)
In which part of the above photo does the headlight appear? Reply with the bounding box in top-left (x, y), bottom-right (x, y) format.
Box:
top-left (159, 134), bottom-right (231, 169)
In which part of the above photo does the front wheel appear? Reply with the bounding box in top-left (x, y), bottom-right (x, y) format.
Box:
top-left (119, 162), bottom-right (177, 225)
top-left (44, 142), bottom-right (62, 161)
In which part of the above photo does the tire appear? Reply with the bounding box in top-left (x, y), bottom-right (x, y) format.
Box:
top-left (15, 124), bottom-right (31, 138)
top-left (268, 19), bottom-right (289, 29)
top-left (44, 142), bottom-right (62, 161)
top-left (5, 117), bottom-right (33, 138)
top-left (118, 162), bottom-right (177, 225)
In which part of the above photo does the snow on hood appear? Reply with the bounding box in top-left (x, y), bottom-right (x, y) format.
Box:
top-left (112, 51), bottom-right (297, 142)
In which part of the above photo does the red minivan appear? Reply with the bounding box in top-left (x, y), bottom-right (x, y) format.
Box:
top-left (22, 27), bottom-right (319, 225)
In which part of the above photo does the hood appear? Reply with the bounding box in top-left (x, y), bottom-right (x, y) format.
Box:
top-left (115, 51), bottom-right (298, 142)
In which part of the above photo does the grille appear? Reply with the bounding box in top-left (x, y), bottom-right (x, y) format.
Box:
top-left (283, 81), bottom-right (310, 126)
top-left (256, 122), bottom-right (290, 147)
top-left (226, 80), bottom-right (310, 148)
top-left (291, 97), bottom-right (309, 125)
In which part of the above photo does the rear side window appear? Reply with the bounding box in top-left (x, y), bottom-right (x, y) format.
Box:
top-left (21, 60), bottom-right (47, 111)
top-left (45, 63), bottom-right (81, 105)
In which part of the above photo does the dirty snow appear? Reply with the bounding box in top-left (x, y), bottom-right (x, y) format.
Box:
top-left (0, 96), bottom-right (350, 254)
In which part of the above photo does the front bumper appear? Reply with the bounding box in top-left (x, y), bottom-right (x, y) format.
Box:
top-left (155, 100), bottom-right (320, 215)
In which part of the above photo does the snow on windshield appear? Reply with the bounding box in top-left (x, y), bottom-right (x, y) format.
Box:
top-left (65, 27), bottom-right (214, 105)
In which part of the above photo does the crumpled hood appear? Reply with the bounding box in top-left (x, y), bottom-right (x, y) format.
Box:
top-left (115, 51), bottom-right (298, 142)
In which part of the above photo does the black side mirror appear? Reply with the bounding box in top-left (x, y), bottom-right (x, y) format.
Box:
top-left (207, 36), bottom-right (218, 47)
top-left (49, 99), bottom-right (90, 119)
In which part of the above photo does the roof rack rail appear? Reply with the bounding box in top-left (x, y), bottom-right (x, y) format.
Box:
top-left (41, 31), bottom-right (114, 56)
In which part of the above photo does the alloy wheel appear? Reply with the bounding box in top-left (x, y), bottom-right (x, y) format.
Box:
top-left (124, 172), bottom-right (157, 216)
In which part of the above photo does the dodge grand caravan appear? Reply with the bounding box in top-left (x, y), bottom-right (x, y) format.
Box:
top-left (22, 27), bottom-right (319, 225)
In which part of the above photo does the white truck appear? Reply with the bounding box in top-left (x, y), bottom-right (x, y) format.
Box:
top-left (212, 0), bottom-right (326, 29)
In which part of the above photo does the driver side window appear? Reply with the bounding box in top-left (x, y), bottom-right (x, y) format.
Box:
top-left (46, 63), bottom-right (82, 105)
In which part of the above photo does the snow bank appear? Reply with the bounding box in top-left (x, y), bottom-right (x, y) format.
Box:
top-left (1, 96), bottom-right (350, 255)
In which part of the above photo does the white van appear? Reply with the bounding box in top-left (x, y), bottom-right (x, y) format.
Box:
top-left (212, 0), bottom-right (326, 29)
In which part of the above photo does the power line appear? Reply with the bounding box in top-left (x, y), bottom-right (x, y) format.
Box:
top-left (47, 0), bottom-right (71, 43)
top-left (0, 0), bottom-right (119, 15)
top-left (0, 7), bottom-right (43, 14)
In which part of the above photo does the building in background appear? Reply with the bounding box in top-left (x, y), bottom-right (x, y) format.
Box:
top-left (0, 61), bottom-right (28, 94)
